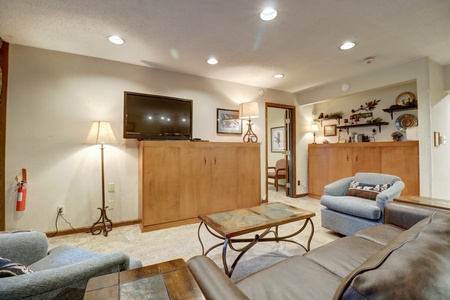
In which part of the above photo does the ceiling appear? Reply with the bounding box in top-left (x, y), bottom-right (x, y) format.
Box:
top-left (1, 0), bottom-right (450, 93)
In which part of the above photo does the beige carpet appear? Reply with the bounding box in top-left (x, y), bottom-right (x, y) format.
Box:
top-left (48, 188), bottom-right (340, 282)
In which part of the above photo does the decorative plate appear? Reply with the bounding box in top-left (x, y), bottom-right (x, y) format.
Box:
top-left (395, 92), bottom-right (415, 106)
top-left (395, 114), bottom-right (418, 132)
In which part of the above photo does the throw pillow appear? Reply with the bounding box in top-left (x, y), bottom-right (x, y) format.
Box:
top-left (0, 257), bottom-right (33, 277)
top-left (346, 180), bottom-right (391, 200)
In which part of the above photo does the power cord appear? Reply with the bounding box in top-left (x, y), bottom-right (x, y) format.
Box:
top-left (49, 208), bottom-right (76, 237)
top-left (298, 180), bottom-right (308, 192)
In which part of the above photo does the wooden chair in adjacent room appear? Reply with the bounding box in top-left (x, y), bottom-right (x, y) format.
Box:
top-left (267, 159), bottom-right (286, 191)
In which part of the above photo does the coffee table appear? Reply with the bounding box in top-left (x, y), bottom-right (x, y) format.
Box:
top-left (84, 259), bottom-right (205, 299)
top-left (197, 202), bottom-right (315, 277)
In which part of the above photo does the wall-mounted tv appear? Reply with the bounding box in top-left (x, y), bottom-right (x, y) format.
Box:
top-left (123, 91), bottom-right (193, 140)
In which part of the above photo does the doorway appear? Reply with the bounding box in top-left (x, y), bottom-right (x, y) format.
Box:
top-left (265, 102), bottom-right (296, 201)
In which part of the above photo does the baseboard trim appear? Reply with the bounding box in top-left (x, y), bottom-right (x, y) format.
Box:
top-left (45, 219), bottom-right (141, 237)
top-left (294, 193), bottom-right (309, 198)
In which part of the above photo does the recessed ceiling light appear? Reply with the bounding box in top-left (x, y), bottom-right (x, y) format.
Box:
top-left (207, 58), bottom-right (219, 65)
top-left (340, 42), bottom-right (355, 50)
top-left (260, 7), bottom-right (278, 21)
top-left (273, 73), bottom-right (284, 79)
top-left (108, 35), bottom-right (125, 45)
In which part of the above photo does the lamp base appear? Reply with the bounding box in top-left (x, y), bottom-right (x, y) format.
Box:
top-left (91, 207), bottom-right (113, 237)
top-left (243, 120), bottom-right (258, 143)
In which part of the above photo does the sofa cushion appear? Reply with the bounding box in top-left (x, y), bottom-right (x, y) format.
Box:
top-left (354, 224), bottom-right (404, 246)
top-left (346, 180), bottom-right (391, 200)
top-left (305, 236), bottom-right (383, 278)
top-left (335, 213), bottom-right (450, 299)
top-left (321, 196), bottom-right (381, 220)
top-left (237, 255), bottom-right (342, 300)
top-left (0, 257), bottom-right (33, 277)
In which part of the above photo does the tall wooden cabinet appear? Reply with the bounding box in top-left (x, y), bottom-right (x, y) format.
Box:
top-left (308, 141), bottom-right (419, 198)
top-left (139, 141), bottom-right (261, 232)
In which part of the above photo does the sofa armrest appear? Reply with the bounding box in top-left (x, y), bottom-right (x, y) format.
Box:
top-left (0, 231), bottom-right (48, 266)
top-left (187, 256), bottom-right (249, 300)
top-left (0, 252), bottom-right (129, 300)
top-left (384, 202), bottom-right (437, 229)
top-left (324, 177), bottom-right (353, 196)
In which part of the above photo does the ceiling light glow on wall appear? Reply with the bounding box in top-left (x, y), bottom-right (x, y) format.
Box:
top-left (207, 58), bottom-right (219, 65)
top-left (273, 73), bottom-right (284, 79)
top-left (260, 7), bottom-right (278, 21)
top-left (108, 35), bottom-right (125, 45)
top-left (340, 42), bottom-right (355, 50)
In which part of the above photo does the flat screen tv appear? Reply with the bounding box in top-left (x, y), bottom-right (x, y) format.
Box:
top-left (123, 91), bottom-right (193, 140)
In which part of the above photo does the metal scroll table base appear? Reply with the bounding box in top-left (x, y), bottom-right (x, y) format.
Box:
top-left (197, 218), bottom-right (314, 277)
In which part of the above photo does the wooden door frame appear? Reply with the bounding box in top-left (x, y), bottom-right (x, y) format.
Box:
top-left (264, 102), bottom-right (296, 201)
top-left (0, 40), bottom-right (8, 231)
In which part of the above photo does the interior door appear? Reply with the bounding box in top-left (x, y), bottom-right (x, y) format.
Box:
top-left (265, 103), bottom-right (296, 200)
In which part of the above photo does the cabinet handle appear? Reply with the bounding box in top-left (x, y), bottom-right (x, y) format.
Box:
top-left (214, 157), bottom-right (217, 164)
top-left (346, 154), bottom-right (349, 161)
top-left (204, 157), bottom-right (207, 165)
top-left (355, 155), bottom-right (358, 162)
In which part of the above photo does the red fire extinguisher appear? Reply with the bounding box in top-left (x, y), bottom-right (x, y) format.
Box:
top-left (16, 169), bottom-right (27, 211)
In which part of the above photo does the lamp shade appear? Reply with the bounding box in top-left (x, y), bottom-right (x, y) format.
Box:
top-left (84, 121), bottom-right (118, 145)
top-left (310, 124), bottom-right (319, 132)
top-left (239, 102), bottom-right (259, 119)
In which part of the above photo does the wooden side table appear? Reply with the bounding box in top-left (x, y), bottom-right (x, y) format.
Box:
top-left (84, 258), bottom-right (205, 300)
top-left (394, 196), bottom-right (450, 211)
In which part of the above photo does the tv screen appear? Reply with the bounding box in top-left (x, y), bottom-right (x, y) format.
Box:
top-left (123, 91), bottom-right (193, 140)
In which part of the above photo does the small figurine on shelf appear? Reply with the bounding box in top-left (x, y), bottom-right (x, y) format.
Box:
top-left (318, 113), bottom-right (324, 119)
top-left (391, 131), bottom-right (403, 142)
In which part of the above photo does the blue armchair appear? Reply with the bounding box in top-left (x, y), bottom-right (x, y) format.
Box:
top-left (320, 172), bottom-right (405, 236)
top-left (0, 231), bottom-right (142, 300)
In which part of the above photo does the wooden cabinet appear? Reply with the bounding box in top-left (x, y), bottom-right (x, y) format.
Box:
top-left (308, 141), bottom-right (419, 198)
top-left (139, 141), bottom-right (261, 232)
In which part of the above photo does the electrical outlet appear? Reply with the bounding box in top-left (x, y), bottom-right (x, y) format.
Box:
top-left (298, 180), bottom-right (301, 186)
top-left (57, 205), bottom-right (65, 215)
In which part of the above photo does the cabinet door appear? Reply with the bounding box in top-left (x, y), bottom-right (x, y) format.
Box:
top-left (308, 146), bottom-right (329, 198)
top-left (328, 147), bottom-right (352, 183)
top-left (237, 145), bottom-right (261, 208)
top-left (352, 147), bottom-right (381, 174)
top-left (141, 144), bottom-right (185, 226)
top-left (181, 145), bottom-right (209, 215)
top-left (381, 144), bottom-right (419, 196)
top-left (209, 146), bottom-right (239, 212)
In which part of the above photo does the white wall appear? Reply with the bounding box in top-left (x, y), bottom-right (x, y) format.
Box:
top-left (5, 45), bottom-right (294, 232)
top-left (309, 82), bottom-right (417, 143)
top-left (429, 60), bottom-right (450, 199)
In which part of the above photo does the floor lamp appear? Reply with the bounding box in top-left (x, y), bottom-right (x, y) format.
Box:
top-left (84, 121), bottom-right (118, 237)
top-left (239, 102), bottom-right (260, 143)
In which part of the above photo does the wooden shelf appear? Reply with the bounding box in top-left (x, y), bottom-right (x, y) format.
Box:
top-left (337, 122), bottom-right (389, 134)
top-left (382, 105), bottom-right (417, 119)
top-left (314, 117), bottom-right (342, 126)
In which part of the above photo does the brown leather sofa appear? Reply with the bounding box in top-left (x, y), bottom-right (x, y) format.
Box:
top-left (187, 202), bottom-right (450, 299)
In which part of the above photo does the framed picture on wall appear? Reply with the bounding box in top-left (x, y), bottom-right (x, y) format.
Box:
top-left (216, 108), bottom-right (242, 134)
top-left (324, 124), bottom-right (337, 136)
top-left (271, 126), bottom-right (285, 153)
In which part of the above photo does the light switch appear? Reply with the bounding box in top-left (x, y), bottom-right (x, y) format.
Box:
top-left (107, 183), bottom-right (115, 192)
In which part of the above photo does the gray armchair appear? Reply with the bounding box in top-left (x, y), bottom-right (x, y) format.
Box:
top-left (320, 172), bottom-right (405, 236)
top-left (0, 231), bottom-right (142, 300)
